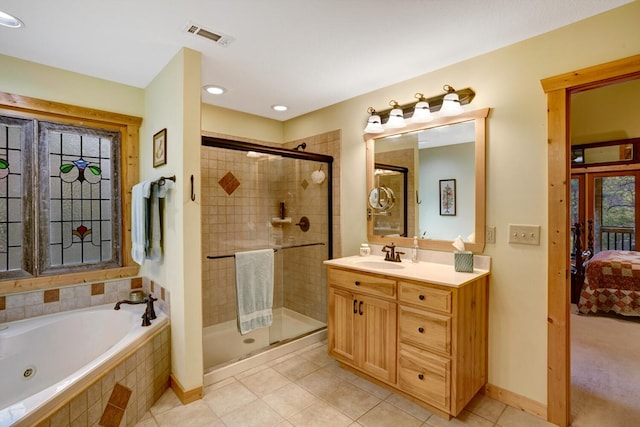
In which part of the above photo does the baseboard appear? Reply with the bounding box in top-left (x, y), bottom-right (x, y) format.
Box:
top-left (483, 383), bottom-right (547, 420)
top-left (170, 374), bottom-right (203, 405)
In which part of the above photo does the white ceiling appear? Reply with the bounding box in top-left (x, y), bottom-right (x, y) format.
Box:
top-left (0, 0), bottom-right (633, 121)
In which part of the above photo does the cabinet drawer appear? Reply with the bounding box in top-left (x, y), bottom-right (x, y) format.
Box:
top-left (328, 268), bottom-right (396, 299)
top-left (399, 281), bottom-right (451, 313)
top-left (399, 306), bottom-right (451, 355)
top-left (398, 343), bottom-right (451, 410)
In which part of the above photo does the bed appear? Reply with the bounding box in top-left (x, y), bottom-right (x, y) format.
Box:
top-left (574, 222), bottom-right (640, 316)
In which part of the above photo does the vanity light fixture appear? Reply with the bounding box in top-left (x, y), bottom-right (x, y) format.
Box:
top-left (439, 85), bottom-right (463, 116)
top-left (411, 93), bottom-right (433, 123)
top-left (386, 100), bottom-right (406, 129)
top-left (0, 10), bottom-right (24, 28)
top-left (363, 85), bottom-right (475, 133)
top-left (364, 107), bottom-right (384, 133)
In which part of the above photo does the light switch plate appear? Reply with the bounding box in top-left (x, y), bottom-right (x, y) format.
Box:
top-left (508, 224), bottom-right (541, 245)
top-left (486, 226), bottom-right (496, 244)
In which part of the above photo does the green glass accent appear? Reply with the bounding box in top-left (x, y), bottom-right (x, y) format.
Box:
top-left (60, 163), bottom-right (74, 173)
top-left (88, 165), bottom-right (101, 175)
top-left (0, 159), bottom-right (8, 169)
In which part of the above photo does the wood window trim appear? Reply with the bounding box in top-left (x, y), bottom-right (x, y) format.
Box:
top-left (0, 92), bottom-right (141, 294)
top-left (541, 54), bottom-right (640, 427)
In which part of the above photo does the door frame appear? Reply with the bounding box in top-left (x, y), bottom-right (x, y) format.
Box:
top-left (541, 54), bottom-right (640, 427)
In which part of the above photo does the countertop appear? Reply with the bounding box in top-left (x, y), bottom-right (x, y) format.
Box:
top-left (324, 255), bottom-right (490, 288)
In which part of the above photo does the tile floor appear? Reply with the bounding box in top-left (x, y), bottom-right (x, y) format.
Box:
top-left (135, 341), bottom-right (554, 427)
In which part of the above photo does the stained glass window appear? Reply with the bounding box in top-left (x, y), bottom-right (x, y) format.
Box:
top-left (0, 115), bottom-right (122, 281)
top-left (0, 116), bottom-right (34, 279)
top-left (39, 122), bottom-right (121, 273)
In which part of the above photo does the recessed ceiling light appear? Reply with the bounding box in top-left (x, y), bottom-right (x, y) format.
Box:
top-left (203, 85), bottom-right (226, 95)
top-left (271, 105), bottom-right (288, 112)
top-left (0, 10), bottom-right (24, 28)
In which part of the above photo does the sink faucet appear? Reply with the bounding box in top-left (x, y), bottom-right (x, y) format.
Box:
top-left (382, 243), bottom-right (404, 262)
top-left (114, 294), bottom-right (158, 326)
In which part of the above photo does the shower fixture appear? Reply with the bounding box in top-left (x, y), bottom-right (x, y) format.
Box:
top-left (294, 142), bottom-right (307, 151)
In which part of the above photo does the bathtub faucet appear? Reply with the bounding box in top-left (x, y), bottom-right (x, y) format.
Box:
top-left (114, 294), bottom-right (158, 327)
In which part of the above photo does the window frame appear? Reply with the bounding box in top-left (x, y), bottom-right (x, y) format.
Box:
top-left (0, 92), bottom-right (141, 293)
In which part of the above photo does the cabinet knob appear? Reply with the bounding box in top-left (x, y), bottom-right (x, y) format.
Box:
top-left (419, 294), bottom-right (425, 300)
top-left (355, 281), bottom-right (360, 286)
top-left (418, 374), bottom-right (424, 380)
top-left (418, 327), bottom-right (424, 333)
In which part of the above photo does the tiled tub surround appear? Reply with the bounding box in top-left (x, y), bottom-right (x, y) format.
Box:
top-left (0, 276), bottom-right (170, 323)
top-left (0, 303), bottom-right (170, 427)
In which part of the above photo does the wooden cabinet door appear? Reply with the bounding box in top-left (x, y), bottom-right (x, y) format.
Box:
top-left (358, 294), bottom-right (397, 383)
top-left (328, 287), bottom-right (357, 365)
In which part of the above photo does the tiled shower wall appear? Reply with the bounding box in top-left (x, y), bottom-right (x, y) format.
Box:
top-left (201, 130), bottom-right (341, 328)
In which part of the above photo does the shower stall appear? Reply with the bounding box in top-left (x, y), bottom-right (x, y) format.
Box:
top-left (200, 136), bottom-right (332, 379)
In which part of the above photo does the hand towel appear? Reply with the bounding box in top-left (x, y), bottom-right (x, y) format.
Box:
top-left (131, 180), bottom-right (153, 265)
top-left (146, 180), bottom-right (172, 260)
top-left (235, 249), bottom-right (274, 335)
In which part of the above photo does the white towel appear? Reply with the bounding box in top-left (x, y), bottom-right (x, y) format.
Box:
top-left (131, 180), bottom-right (153, 265)
top-left (235, 249), bottom-right (274, 335)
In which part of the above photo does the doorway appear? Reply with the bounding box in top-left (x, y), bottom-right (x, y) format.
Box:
top-left (542, 55), bottom-right (640, 427)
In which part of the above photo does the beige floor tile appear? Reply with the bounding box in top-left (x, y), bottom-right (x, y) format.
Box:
top-left (220, 399), bottom-right (284, 427)
top-left (288, 401), bottom-right (353, 427)
top-left (384, 393), bottom-right (434, 421)
top-left (203, 378), bottom-right (258, 417)
top-left (350, 376), bottom-right (393, 400)
top-left (262, 382), bottom-right (319, 418)
top-left (426, 410), bottom-right (494, 427)
top-left (272, 355), bottom-right (321, 381)
top-left (296, 366), bottom-right (346, 397)
top-left (154, 400), bottom-right (224, 427)
top-left (465, 393), bottom-right (506, 422)
top-left (239, 367), bottom-right (292, 397)
top-left (149, 388), bottom-right (182, 417)
top-left (316, 380), bottom-right (382, 420)
top-left (357, 401), bottom-right (423, 427)
top-left (205, 376), bottom-right (236, 392)
top-left (495, 407), bottom-right (556, 427)
top-left (297, 344), bottom-right (334, 366)
top-left (134, 417), bottom-right (158, 427)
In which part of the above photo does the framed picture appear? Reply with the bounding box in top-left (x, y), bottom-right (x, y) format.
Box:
top-left (153, 128), bottom-right (167, 168)
top-left (439, 179), bottom-right (456, 216)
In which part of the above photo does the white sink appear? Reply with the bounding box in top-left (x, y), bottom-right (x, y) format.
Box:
top-left (353, 260), bottom-right (405, 270)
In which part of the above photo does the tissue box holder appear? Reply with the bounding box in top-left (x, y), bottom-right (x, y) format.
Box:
top-left (454, 251), bottom-right (474, 272)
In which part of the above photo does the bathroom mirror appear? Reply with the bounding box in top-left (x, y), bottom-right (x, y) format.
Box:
top-left (365, 108), bottom-right (489, 252)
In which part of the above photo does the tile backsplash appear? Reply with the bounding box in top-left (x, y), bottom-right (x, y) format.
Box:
top-left (0, 276), bottom-right (170, 323)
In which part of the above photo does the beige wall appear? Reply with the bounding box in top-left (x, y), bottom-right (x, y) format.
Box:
top-left (571, 78), bottom-right (640, 144)
top-left (201, 103), bottom-right (284, 143)
top-left (281, 1), bottom-right (640, 406)
top-left (141, 48), bottom-right (204, 391)
top-left (0, 54), bottom-right (144, 116)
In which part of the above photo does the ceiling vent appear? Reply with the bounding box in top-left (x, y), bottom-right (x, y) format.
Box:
top-left (185, 22), bottom-right (234, 46)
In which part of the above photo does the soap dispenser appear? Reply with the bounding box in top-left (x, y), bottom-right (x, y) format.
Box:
top-left (412, 236), bottom-right (419, 263)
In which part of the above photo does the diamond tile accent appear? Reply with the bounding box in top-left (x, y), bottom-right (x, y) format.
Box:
top-left (301, 179), bottom-right (308, 189)
top-left (219, 171), bottom-right (240, 195)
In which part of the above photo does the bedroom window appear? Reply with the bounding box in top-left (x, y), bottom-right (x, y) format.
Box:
top-left (571, 170), bottom-right (640, 254)
top-left (0, 91), bottom-right (141, 292)
top-left (0, 116), bottom-right (122, 279)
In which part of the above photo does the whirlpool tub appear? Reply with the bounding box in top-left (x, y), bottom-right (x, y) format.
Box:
top-left (0, 302), bottom-right (169, 426)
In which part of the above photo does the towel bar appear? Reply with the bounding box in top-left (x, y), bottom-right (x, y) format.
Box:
top-left (206, 242), bottom-right (325, 260)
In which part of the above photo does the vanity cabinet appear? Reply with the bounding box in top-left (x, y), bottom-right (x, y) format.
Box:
top-left (327, 268), bottom-right (397, 383)
top-left (327, 264), bottom-right (488, 419)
